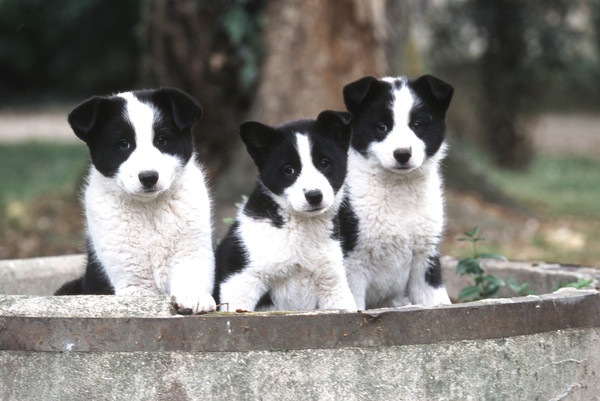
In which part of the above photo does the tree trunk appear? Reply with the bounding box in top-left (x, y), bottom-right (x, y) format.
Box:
top-left (477, 0), bottom-right (534, 169)
top-left (249, 0), bottom-right (387, 123)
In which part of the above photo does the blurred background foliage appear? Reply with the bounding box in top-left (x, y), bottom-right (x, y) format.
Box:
top-left (0, 0), bottom-right (141, 101)
top-left (2, 0), bottom-right (599, 165)
top-left (1, 0), bottom-right (599, 264)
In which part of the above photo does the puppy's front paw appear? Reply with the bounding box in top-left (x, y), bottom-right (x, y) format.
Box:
top-left (338, 298), bottom-right (358, 311)
top-left (321, 293), bottom-right (358, 311)
top-left (174, 292), bottom-right (216, 315)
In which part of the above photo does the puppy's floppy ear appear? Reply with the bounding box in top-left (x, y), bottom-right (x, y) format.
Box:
top-left (413, 75), bottom-right (454, 112)
top-left (239, 121), bottom-right (280, 168)
top-left (316, 110), bottom-right (352, 150)
top-left (343, 76), bottom-right (378, 114)
top-left (152, 87), bottom-right (203, 130)
top-left (68, 96), bottom-right (107, 142)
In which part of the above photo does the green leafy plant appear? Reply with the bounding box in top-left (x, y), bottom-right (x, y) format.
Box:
top-left (455, 226), bottom-right (533, 301)
top-left (553, 278), bottom-right (594, 291)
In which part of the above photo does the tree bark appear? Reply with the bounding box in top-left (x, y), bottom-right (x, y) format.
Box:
top-left (249, 0), bottom-right (387, 123)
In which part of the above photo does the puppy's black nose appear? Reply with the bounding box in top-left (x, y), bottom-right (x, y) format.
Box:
top-left (304, 189), bottom-right (323, 206)
top-left (393, 147), bottom-right (412, 164)
top-left (138, 171), bottom-right (159, 188)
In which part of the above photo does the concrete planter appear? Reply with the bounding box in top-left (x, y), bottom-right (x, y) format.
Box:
top-left (1, 255), bottom-right (599, 401)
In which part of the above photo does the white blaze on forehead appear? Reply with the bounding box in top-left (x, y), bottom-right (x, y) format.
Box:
top-left (295, 133), bottom-right (313, 173)
top-left (117, 92), bottom-right (157, 147)
top-left (382, 77), bottom-right (415, 129)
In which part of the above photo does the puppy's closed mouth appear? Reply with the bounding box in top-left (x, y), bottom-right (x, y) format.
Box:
top-left (392, 165), bottom-right (414, 172)
top-left (304, 206), bottom-right (327, 214)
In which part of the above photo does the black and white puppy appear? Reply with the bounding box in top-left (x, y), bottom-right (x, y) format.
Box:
top-left (340, 75), bottom-right (454, 309)
top-left (55, 88), bottom-right (216, 314)
top-left (215, 111), bottom-right (357, 312)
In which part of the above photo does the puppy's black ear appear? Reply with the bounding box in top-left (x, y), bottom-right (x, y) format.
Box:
top-left (68, 96), bottom-right (107, 142)
top-left (413, 75), bottom-right (454, 112)
top-left (152, 87), bottom-right (203, 130)
top-left (239, 121), bottom-right (280, 168)
top-left (343, 76), bottom-right (378, 114)
top-left (316, 110), bottom-right (352, 150)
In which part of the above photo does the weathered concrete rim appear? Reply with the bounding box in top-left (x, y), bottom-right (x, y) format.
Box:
top-left (1, 289), bottom-right (598, 353)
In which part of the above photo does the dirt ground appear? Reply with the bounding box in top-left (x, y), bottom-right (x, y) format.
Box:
top-left (1, 110), bottom-right (599, 266)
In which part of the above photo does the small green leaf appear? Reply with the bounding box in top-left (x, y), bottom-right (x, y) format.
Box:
top-left (484, 274), bottom-right (505, 286)
top-left (481, 275), bottom-right (504, 297)
top-left (507, 278), bottom-right (534, 296)
top-left (456, 257), bottom-right (484, 275)
top-left (568, 278), bottom-right (593, 289)
top-left (458, 285), bottom-right (481, 301)
top-left (553, 278), bottom-right (594, 291)
top-left (464, 226), bottom-right (479, 238)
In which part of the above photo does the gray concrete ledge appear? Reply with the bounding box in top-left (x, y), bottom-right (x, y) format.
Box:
top-left (0, 254), bottom-right (84, 295)
top-left (1, 255), bottom-right (599, 401)
top-left (1, 289), bottom-right (599, 353)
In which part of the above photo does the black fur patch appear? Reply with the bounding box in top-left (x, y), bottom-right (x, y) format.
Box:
top-left (68, 95), bottom-right (136, 178)
top-left (55, 240), bottom-right (114, 295)
top-left (213, 222), bottom-right (249, 304)
top-left (256, 293), bottom-right (274, 309)
top-left (425, 254), bottom-right (444, 288)
top-left (343, 78), bottom-right (395, 156)
top-left (335, 195), bottom-right (360, 256)
top-left (244, 185), bottom-right (286, 228)
top-left (406, 75), bottom-right (453, 158)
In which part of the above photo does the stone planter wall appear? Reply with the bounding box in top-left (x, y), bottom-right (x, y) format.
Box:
top-left (1, 255), bottom-right (599, 401)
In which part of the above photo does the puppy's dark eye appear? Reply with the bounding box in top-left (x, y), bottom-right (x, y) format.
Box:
top-left (118, 139), bottom-right (131, 150)
top-left (282, 165), bottom-right (295, 176)
top-left (376, 123), bottom-right (388, 133)
top-left (155, 135), bottom-right (168, 147)
top-left (411, 115), bottom-right (431, 130)
top-left (318, 158), bottom-right (331, 170)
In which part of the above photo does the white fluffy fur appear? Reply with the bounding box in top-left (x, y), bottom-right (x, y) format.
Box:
top-left (220, 203), bottom-right (356, 312)
top-left (219, 133), bottom-right (356, 312)
top-left (344, 83), bottom-right (451, 309)
top-left (85, 93), bottom-right (215, 313)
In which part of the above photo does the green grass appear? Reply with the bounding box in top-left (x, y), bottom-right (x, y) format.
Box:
top-left (487, 155), bottom-right (600, 219)
top-left (447, 149), bottom-right (600, 266)
top-left (0, 142), bottom-right (88, 208)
